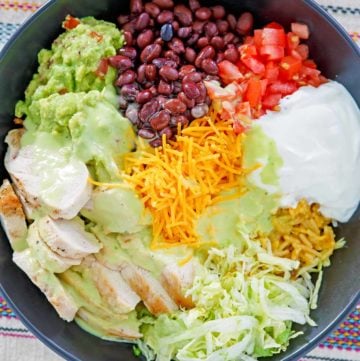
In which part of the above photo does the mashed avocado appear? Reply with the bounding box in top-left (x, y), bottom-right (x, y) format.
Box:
top-left (15, 16), bottom-right (132, 181)
top-left (22, 88), bottom-right (135, 180)
top-left (16, 17), bottom-right (124, 117)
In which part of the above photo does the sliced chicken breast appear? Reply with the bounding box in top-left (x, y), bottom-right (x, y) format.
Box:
top-left (120, 263), bottom-right (178, 316)
top-left (4, 129), bottom-right (92, 220)
top-left (5, 129), bottom-right (41, 214)
top-left (12, 182), bottom-right (37, 220)
top-left (76, 308), bottom-right (142, 340)
top-left (4, 129), bottom-right (24, 163)
top-left (27, 223), bottom-right (82, 273)
top-left (90, 262), bottom-right (140, 314)
top-left (161, 260), bottom-right (196, 309)
top-left (0, 179), bottom-right (28, 252)
top-left (13, 249), bottom-right (78, 321)
top-left (38, 216), bottom-right (102, 259)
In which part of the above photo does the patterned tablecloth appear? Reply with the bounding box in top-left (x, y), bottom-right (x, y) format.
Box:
top-left (0, 0), bottom-right (359, 360)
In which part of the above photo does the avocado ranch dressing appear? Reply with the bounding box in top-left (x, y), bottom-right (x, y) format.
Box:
top-left (7, 14), bottom-right (360, 361)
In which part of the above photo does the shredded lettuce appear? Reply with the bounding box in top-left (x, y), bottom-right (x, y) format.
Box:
top-left (137, 233), bottom-right (319, 361)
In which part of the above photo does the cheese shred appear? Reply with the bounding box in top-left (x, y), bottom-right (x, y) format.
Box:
top-left (123, 103), bottom-right (246, 249)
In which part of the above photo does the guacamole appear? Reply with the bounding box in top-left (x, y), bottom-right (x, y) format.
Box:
top-left (16, 17), bottom-right (124, 117)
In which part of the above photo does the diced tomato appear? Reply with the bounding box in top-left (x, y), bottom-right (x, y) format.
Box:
top-left (279, 55), bottom-right (302, 80)
top-left (90, 31), bottom-right (103, 42)
top-left (269, 81), bottom-right (298, 95)
top-left (95, 58), bottom-right (109, 78)
top-left (215, 20), bottom-right (325, 123)
top-left (245, 78), bottom-right (262, 108)
top-left (290, 50), bottom-right (302, 60)
top-left (261, 27), bottom-right (286, 47)
top-left (301, 65), bottom-right (321, 78)
top-left (235, 102), bottom-right (251, 117)
top-left (307, 75), bottom-right (328, 87)
top-left (260, 79), bottom-right (268, 96)
top-left (262, 93), bottom-right (282, 109)
top-left (63, 15), bottom-right (80, 30)
top-left (233, 120), bottom-right (247, 134)
top-left (295, 44), bottom-right (309, 60)
top-left (254, 30), bottom-right (263, 48)
top-left (291, 22), bottom-right (310, 39)
top-left (265, 61), bottom-right (280, 81)
top-left (244, 36), bottom-right (254, 45)
top-left (260, 45), bottom-right (284, 60)
top-left (239, 44), bottom-right (258, 57)
top-left (303, 59), bottom-right (317, 69)
top-left (222, 100), bottom-right (236, 117)
top-left (218, 60), bottom-right (244, 83)
top-left (204, 80), bottom-right (239, 100)
top-left (264, 22), bottom-right (284, 30)
top-left (287, 32), bottom-right (300, 50)
top-left (241, 56), bottom-right (265, 75)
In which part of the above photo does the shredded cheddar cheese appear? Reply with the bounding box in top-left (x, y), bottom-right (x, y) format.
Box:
top-left (123, 103), bottom-right (247, 249)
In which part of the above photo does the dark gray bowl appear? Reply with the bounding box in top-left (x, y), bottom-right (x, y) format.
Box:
top-left (0, 1), bottom-right (359, 360)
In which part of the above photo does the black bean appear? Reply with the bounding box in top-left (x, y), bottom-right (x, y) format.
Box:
top-left (138, 128), bottom-right (156, 139)
top-left (160, 23), bottom-right (174, 41)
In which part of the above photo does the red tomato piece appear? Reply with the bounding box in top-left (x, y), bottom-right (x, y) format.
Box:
top-left (265, 61), bottom-right (280, 81)
top-left (269, 81), bottom-right (298, 95)
top-left (218, 60), bottom-right (244, 83)
top-left (291, 22), bottom-right (310, 39)
top-left (260, 45), bottom-right (285, 60)
top-left (241, 56), bottom-right (265, 75)
top-left (262, 93), bottom-right (282, 109)
top-left (236, 101), bottom-right (252, 117)
top-left (261, 28), bottom-right (286, 47)
top-left (233, 120), bottom-right (247, 134)
top-left (301, 65), bottom-right (321, 78)
top-left (279, 55), bottom-right (302, 80)
top-left (264, 22), bottom-right (284, 30)
top-left (244, 36), bottom-right (254, 45)
top-left (95, 58), bottom-right (109, 78)
top-left (245, 78), bottom-right (262, 108)
top-left (303, 59), bottom-right (317, 69)
top-left (260, 79), bottom-right (268, 96)
top-left (296, 44), bottom-right (309, 60)
top-left (239, 44), bottom-right (258, 57)
top-left (254, 30), bottom-right (263, 48)
top-left (63, 15), bottom-right (80, 30)
top-left (286, 32), bottom-right (300, 51)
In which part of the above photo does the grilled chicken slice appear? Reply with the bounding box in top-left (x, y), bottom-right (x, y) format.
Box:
top-left (5, 129), bottom-right (41, 215)
top-left (4, 129), bottom-right (92, 220)
top-left (4, 129), bottom-right (24, 163)
top-left (0, 179), bottom-right (28, 252)
top-left (13, 249), bottom-right (78, 321)
top-left (76, 308), bottom-right (142, 340)
top-left (161, 260), bottom-right (195, 309)
top-left (120, 263), bottom-right (178, 316)
top-left (27, 223), bottom-right (82, 273)
top-left (38, 216), bottom-right (102, 259)
top-left (91, 262), bottom-right (140, 314)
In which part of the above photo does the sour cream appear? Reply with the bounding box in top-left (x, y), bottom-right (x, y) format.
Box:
top-left (257, 81), bottom-right (360, 222)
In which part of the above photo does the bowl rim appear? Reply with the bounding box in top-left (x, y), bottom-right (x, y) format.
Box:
top-left (0, 0), bottom-right (359, 360)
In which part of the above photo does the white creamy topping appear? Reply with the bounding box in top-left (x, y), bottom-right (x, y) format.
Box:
top-left (257, 81), bottom-right (360, 222)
